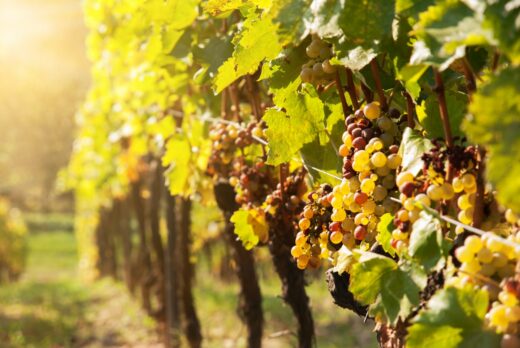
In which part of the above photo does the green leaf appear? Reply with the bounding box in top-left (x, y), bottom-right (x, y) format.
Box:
top-left (307, 0), bottom-right (344, 38)
top-left (409, 212), bottom-right (451, 271)
top-left (419, 90), bottom-right (467, 140)
top-left (399, 127), bottom-right (433, 176)
top-left (397, 64), bottom-right (428, 100)
top-left (349, 252), bottom-right (427, 324)
top-left (484, 0), bottom-right (520, 63)
top-left (411, 1), bottom-right (494, 71)
top-left (332, 44), bottom-right (378, 71)
top-left (230, 208), bottom-right (261, 250)
top-left (213, 14), bottom-right (283, 92)
top-left (265, 87), bottom-right (326, 165)
top-left (192, 36), bottom-right (234, 80)
top-left (333, 246), bottom-right (354, 274)
top-left (376, 213), bottom-right (396, 257)
top-left (464, 66), bottom-right (520, 213)
top-left (163, 135), bottom-right (193, 196)
top-left (338, 0), bottom-right (396, 50)
top-left (271, 0), bottom-right (312, 45)
top-left (407, 287), bottom-right (500, 348)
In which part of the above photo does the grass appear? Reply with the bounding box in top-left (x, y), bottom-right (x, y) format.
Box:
top-left (0, 213), bottom-right (378, 347)
top-left (0, 215), bottom-right (159, 348)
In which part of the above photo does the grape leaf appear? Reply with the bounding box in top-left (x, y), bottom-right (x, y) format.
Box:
top-left (213, 14), bottom-right (283, 92)
top-left (464, 66), bottom-right (520, 213)
top-left (265, 87), bottom-right (326, 165)
top-left (407, 287), bottom-right (500, 348)
top-left (307, 0), bottom-right (344, 38)
top-left (484, 0), bottom-right (520, 63)
top-left (337, 0), bottom-right (395, 51)
top-left (333, 245), bottom-right (354, 274)
top-left (418, 90), bottom-right (468, 140)
top-left (409, 212), bottom-right (451, 271)
top-left (376, 213), bottom-right (396, 257)
top-left (349, 252), bottom-right (427, 324)
top-left (396, 64), bottom-right (428, 100)
top-left (271, 0), bottom-right (311, 45)
top-left (399, 127), bottom-right (433, 176)
top-left (230, 208), bottom-right (269, 250)
top-left (192, 36), bottom-right (234, 81)
top-left (163, 135), bottom-right (193, 196)
top-left (410, 1), bottom-right (494, 71)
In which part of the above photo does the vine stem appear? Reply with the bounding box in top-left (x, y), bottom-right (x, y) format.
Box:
top-left (403, 91), bottom-right (415, 128)
top-left (472, 147), bottom-right (486, 228)
top-left (246, 75), bottom-right (262, 121)
top-left (345, 68), bottom-right (359, 110)
top-left (370, 59), bottom-right (388, 111)
top-left (360, 82), bottom-right (373, 103)
top-left (433, 69), bottom-right (454, 181)
top-left (461, 58), bottom-right (476, 99)
top-left (334, 70), bottom-right (352, 118)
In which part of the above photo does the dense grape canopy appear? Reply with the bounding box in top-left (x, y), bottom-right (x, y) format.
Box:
top-left (69, 0), bottom-right (520, 347)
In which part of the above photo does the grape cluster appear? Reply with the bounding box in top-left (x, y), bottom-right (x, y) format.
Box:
top-left (300, 35), bottom-right (336, 86)
top-left (230, 162), bottom-right (276, 206)
top-left (293, 102), bottom-right (406, 268)
top-left (264, 169), bottom-right (307, 219)
top-left (292, 184), bottom-right (334, 270)
top-left (446, 233), bottom-right (520, 344)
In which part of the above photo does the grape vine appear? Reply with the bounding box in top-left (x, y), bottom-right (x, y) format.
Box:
top-left (69, 1), bottom-right (520, 347)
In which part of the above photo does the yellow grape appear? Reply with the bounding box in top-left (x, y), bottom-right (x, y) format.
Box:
top-left (455, 226), bottom-right (465, 235)
top-left (427, 184), bottom-right (444, 201)
top-left (415, 193), bottom-right (431, 207)
top-left (299, 218), bottom-right (311, 231)
top-left (460, 258), bottom-right (481, 273)
top-left (339, 144), bottom-right (350, 157)
top-left (397, 209), bottom-right (409, 222)
top-left (360, 179), bottom-right (375, 194)
top-left (392, 229), bottom-right (408, 241)
top-left (458, 194), bottom-right (472, 210)
top-left (363, 102), bottom-right (381, 120)
top-left (396, 171), bottom-right (414, 187)
top-left (291, 246), bottom-right (302, 258)
top-left (452, 177), bottom-right (464, 193)
top-left (331, 208), bottom-right (347, 222)
top-left (331, 197), bottom-right (343, 209)
top-left (455, 246), bottom-right (474, 263)
top-left (370, 138), bottom-right (384, 151)
top-left (297, 256), bottom-right (310, 270)
top-left (403, 198), bottom-right (415, 211)
top-left (461, 173), bottom-right (476, 189)
top-left (354, 150), bottom-right (369, 164)
top-left (458, 210), bottom-right (472, 225)
top-left (303, 208), bottom-right (314, 219)
top-left (487, 237), bottom-right (505, 253)
top-left (499, 291), bottom-right (518, 307)
top-left (342, 132), bottom-right (353, 146)
top-left (464, 235), bottom-right (483, 253)
top-left (371, 152), bottom-right (387, 167)
top-left (477, 247), bottom-right (493, 263)
top-left (488, 305), bottom-right (509, 332)
top-left (409, 208), bottom-right (421, 223)
top-left (386, 154), bottom-right (402, 169)
top-left (330, 231), bottom-right (343, 244)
